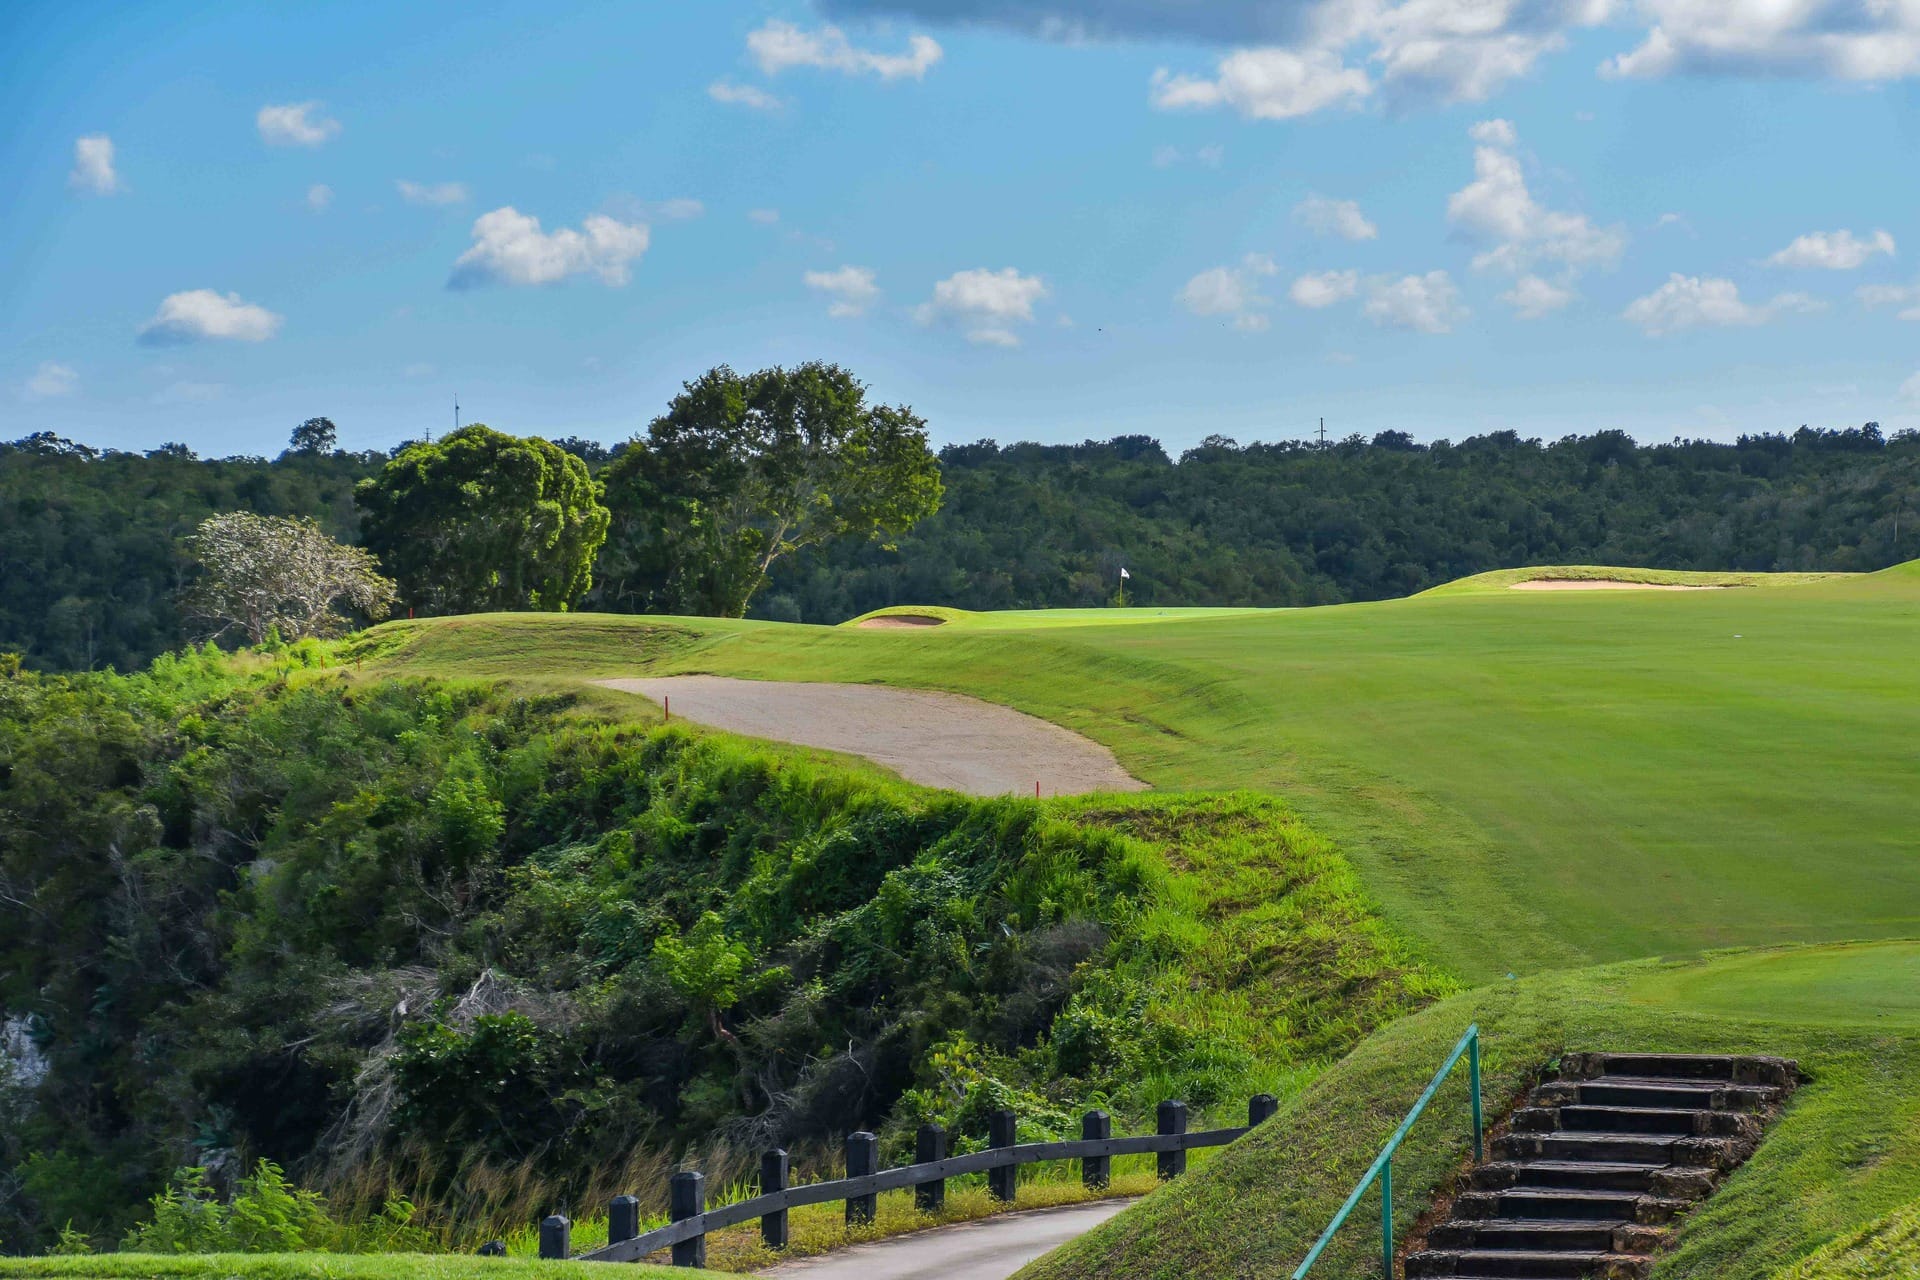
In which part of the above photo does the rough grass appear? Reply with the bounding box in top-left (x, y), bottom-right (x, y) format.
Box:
top-left (1016, 945), bottom-right (1920, 1280)
top-left (1416, 564), bottom-right (1850, 595)
top-left (0, 1257), bottom-right (705, 1280)
top-left (356, 563), bottom-right (1920, 981)
top-left (1770, 1199), bottom-right (1920, 1279)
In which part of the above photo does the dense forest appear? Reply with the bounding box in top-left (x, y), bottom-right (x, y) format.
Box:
top-left (0, 646), bottom-right (1437, 1249)
top-left (4, 423), bottom-right (1916, 671)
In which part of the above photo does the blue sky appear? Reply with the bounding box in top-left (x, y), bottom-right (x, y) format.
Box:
top-left (4, 0), bottom-right (1918, 456)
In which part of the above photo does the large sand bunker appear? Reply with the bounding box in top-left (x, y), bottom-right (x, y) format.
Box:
top-left (855, 614), bottom-right (947, 629)
top-left (1509, 579), bottom-right (1730, 592)
top-left (594, 675), bottom-right (1145, 797)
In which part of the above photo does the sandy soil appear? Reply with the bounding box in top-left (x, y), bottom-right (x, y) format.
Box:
top-left (757, 1200), bottom-right (1136, 1280)
top-left (1509, 579), bottom-right (1730, 591)
top-left (594, 675), bottom-right (1146, 797)
top-left (856, 614), bottom-right (948, 629)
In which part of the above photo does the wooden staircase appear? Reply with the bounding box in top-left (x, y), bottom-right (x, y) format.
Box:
top-left (1405, 1052), bottom-right (1798, 1279)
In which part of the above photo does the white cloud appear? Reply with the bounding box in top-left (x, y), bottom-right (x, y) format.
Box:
top-left (1500, 274), bottom-right (1575, 318)
top-left (916, 268), bottom-right (1049, 344)
top-left (1289, 269), bottom-right (1360, 309)
top-left (1857, 280), bottom-right (1920, 321)
top-left (1151, 49), bottom-right (1371, 120)
top-left (648, 198), bottom-right (705, 221)
top-left (1196, 142), bottom-right (1226, 166)
top-left (1622, 273), bottom-right (1826, 335)
top-left (747, 21), bottom-right (943, 80)
top-left (709, 80), bottom-right (786, 111)
top-left (1364, 271), bottom-right (1468, 333)
top-left (804, 265), bottom-right (881, 317)
top-left (1295, 193), bottom-right (1378, 241)
top-left (1903, 370), bottom-right (1920, 404)
top-left (1766, 228), bottom-right (1896, 270)
top-left (256, 101), bottom-right (340, 147)
top-left (69, 135), bottom-right (121, 194)
top-left (307, 183), bottom-right (333, 212)
top-left (25, 362), bottom-right (78, 399)
top-left (1153, 143), bottom-right (1226, 167)
top-left (1180, 254), bottom-right (1279, 330)
top-left (448, 207), bottom-right (649, 289)
top-left (748, 208), bottom-right (781, 225)
top-left (137, 290), bottom-right (283, 345)
top-left (1447, 119), bottom-right (1625, 276)
top-left (397, 180), bottom-right (470, 206)
top-left (1603, 2), bottom-right (1920, 80)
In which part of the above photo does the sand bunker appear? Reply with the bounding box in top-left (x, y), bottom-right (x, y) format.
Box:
top-left (1509, 579), bottom-right (1729, 592)
top-left (856, 614), bottom-right (947, 629)
top-left (595, 675), bottom-right (1144, 797)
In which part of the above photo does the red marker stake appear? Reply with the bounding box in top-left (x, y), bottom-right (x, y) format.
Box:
top-left (1035, 780), bottom-right (1041, 799)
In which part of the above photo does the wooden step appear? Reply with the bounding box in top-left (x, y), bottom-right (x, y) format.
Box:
top-left (1405, 1247), bottom-right (1651, 1278)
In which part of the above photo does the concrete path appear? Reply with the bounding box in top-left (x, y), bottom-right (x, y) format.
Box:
top-left (756, 1200), bottom-right (1135, 1280)
top-left (595, 676), bottom-right (1145, 797)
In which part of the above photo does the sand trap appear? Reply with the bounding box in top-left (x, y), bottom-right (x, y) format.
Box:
top-left (1509, 579), bottom-right (1729, 592)
top-left (856, 614), bottom-right (947, 629)
top-left (595, 675), bottom-right (1145, 797)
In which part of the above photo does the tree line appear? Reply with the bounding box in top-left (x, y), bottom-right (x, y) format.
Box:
top-left (5, 366), bottom-right (1917, 670)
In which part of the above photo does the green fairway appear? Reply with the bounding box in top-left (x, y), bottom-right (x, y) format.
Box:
top-left (367, 563), bottom-right (1920, 983)
top-left (1626, 942), bottom-right (1920, 1028)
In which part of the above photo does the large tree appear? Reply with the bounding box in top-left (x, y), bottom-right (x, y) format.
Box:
top-left (356, 424), bottom-right (610, 614)
top-left (183, 511), bottom-right (397, 643)
top-left (597, 363), bottom-right (944, 617)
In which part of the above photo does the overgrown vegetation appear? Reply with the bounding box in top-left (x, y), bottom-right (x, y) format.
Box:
top-left (0, 650), bottom-right (1439, 1254)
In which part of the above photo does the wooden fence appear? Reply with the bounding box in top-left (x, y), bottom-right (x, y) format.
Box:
top-left (535, 1094), bottom-right (1280, 1267)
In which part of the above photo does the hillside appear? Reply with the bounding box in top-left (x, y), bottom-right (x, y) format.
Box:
top-left (363, 562), bottom-right (1920, 982)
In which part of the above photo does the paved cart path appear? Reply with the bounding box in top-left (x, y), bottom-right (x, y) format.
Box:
top-left (595, 676), bottom-right (1146, 797)
top-left (755, 1200), bottom-right (1136, 1280)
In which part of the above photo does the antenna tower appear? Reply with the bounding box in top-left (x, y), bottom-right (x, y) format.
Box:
top-left (1317, 417), bottom-right (1327, 448)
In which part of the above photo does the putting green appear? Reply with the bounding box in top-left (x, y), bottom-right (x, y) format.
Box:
top-left (1626, 941), bottom-right (1920, 1027)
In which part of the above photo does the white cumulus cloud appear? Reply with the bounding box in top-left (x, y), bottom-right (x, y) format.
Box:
top-left (1604, 1), bottom-right (1920, 80)
top-left (1857, 280), bottom-right (1920, 321)
top-left (1364, 271), bottom-right (1468, 333)
top-left (1766, 228), bottom-right (1896, 270)
top-left (748, 21), bottom-right (943, 80)
top-left (257, 101), bottom-right (341, 147)
top-left (1295, 193), bottom-right (1378, 241)
top-left (709, 80), bottom-right (786, 111)
top-left (1447, 119), bottom-right (1625, 277)
top-left (916, 267), bottom-right (1049, 345)
top-left (1500, 274), bottom-right (1576, 318)
top-left (804, 265), bottom-right (881, 317)
top-left (307, 183), bottom-right (333, 212)
top-left (748, 208), bottom-right (781, 225)
top-left (1622, 273), bottom-right (1825, 335)
top-left (448, 207), bottom-right (649, 289)
top-left (1151, 48), bottom-right (1371, 120)
top-left (138, 290), bottom-right (284, 345)
top-left (398, 180), bottom-right (470, 206)
top-left (69, 135), bottom-right (121, 194)
top-left (25, 362), bottom-right (78, 398)
top-left (1180, 254), bottom-right (1280, 330)
top-left (1289, 269), bottom-right (1360, 309)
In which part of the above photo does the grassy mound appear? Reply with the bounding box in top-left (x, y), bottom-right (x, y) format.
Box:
top-left (1017, 946), bottom-right (1920, 1280)
top-left (1417, 565), bottom-right (1849, 595)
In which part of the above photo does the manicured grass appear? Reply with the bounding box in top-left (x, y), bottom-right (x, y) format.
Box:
top-left (0, 1256), bottom-right (707, 1280)
top-left (1417, 564), bottom-right (1850, 595)
top-left (1625, 942), bottom-right (1920, 1029)
top-left (844, 605), bottom-right (1281, 629)
top-left (1016, 944), bottom-right (1920, 1280)
top-left (363, 562), bottom-right (1920, 982)
top-left (1773, 1199), bottom-right (1920, 1279)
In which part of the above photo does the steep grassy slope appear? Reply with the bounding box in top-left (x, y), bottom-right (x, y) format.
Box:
top-left (363, 564), bottom-right (1920, 982)
top-left (1017, 944), bottom-right (1920, 1280)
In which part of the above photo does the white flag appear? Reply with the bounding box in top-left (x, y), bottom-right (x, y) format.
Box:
top-left (1119, 567), bottom-right (1130, 579)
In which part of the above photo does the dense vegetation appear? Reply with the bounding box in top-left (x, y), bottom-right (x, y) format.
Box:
top-left (7, 423), bottom-right (1919, 670)
top-left (0, 649), bottom-right (1439, 1253)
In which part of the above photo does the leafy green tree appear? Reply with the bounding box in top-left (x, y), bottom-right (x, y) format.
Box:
top-left (597, 363), bottom-right (944, 617)
top-left (182, 511), bottom-right (396, 643)
top-left (355, 424), bottom-right (610, 614)
top-left (285, 417), bottom-right (337, 456)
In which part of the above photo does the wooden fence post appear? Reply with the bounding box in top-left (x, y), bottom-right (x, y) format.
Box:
top-left (538, 1214), bottom-right (570, 1260)
top-left (669, 1171), bottom-right (706, 1268)
top-left (1157, 1100), bottom-right (1188, 1180)
top-left (915, 1123), bottom-right (948, 1211)
top-left (846, 1131), bottom-right (879, 1225)
top-left (988, 1109), bottom-right (1018, 1202)
top-left (608, 1194), bottom-right (639, 1246)
top-left (1081, 1110), bottom-right (1112, 1190)
top-left (760, 1149), bottom-right (790, 1249)
top-left (1250, 1093), bottom-right (1279, 1127)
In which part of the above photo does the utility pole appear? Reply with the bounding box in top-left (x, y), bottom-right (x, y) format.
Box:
top-left (1317, 417), bottom-right (1327, 449)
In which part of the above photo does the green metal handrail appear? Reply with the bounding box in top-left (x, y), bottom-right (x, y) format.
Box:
top-left (1292, 1024), bottom-right (1483, 1279)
